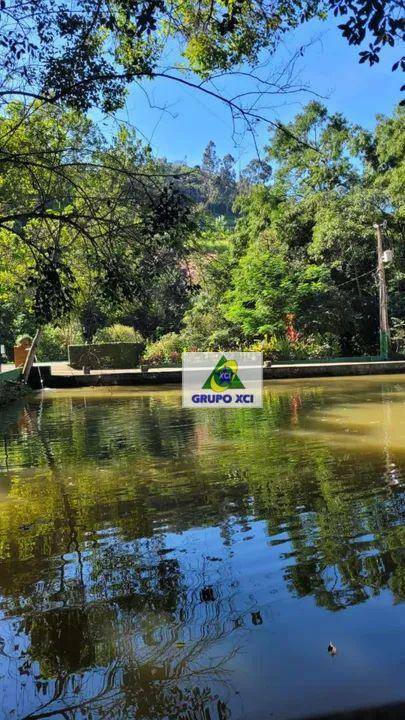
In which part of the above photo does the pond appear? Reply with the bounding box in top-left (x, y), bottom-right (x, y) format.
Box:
top-left (1, 376), bottom-right (405, 720)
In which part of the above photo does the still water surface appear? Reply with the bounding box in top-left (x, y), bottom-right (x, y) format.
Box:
top-left (1, 376), bottom-right (405, 720)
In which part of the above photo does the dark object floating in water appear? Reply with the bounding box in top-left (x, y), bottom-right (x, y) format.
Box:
top-left (157, 548), bottom-right (175, 555)
top-left (200, 586), bottom-right (215, 602)
top-left (251, 611), bottom-right (263, 625)
top-left (205, 556), bottom-right (223, 562)
top-left (328, 641), bottom-right (337, 656)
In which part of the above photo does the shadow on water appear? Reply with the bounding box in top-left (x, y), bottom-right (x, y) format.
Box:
top-left (0, 377), bottom-right (405, 719)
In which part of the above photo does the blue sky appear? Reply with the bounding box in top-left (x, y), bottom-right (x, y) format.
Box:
top-left (111, 15), bottom-right (400, 170)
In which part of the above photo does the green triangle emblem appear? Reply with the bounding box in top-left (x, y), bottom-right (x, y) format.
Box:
top-left (202, 355), bottom-right (245, 392)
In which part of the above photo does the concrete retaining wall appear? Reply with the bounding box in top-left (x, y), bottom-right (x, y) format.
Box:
top-left (29, 360), bottom-right (405, 389)
top-left (0, 367), bottom-right (26, 406)
top-left (265, 361), bottom-right (405, 380)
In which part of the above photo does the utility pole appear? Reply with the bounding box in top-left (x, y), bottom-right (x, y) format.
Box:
top-left (374, 222), bottom-right (390, 359)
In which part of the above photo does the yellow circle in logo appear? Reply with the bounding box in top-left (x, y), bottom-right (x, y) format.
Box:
top-left (210, 359), bottom-right (238, 392)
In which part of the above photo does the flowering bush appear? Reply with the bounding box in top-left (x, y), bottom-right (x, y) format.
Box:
top-left (143, 333), bottom-right (184, 366)
top-left (285, 313), bottom-right (300, 343)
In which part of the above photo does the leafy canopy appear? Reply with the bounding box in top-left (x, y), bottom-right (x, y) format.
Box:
top-left (0, 0), bottom-right (403, 114)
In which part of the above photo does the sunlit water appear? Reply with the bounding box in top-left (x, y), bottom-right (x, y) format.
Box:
top-left (1, 376), bottom-right (405, 720)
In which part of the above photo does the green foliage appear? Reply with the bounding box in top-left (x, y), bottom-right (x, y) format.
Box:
top-left (195, 217), bottom-right (233, 254)
top-left (0, 0), bottom-right (402, 119)
top-left (180, 244), bottom-right (241, 351)
top-left (92, 324), bottom-right (144, 344)
top-left (143, 333), bottom-right (184, 366)
top-left (15, 334), bottom-right (33, 346)
top-left (224, 240), bottom-right (298, 339)
top-left (373, 107), bottom-right (405, 219)
top-left (0, 102), bottom-right (195, 328)
top-left (391, 318), bottom-right (405, 355)
top-left (250, 334), bottom-right (341, 360)
top-left (179, 102), bottom-right (404, 357)
top-left (1, 102), bottom-right (404, 361)
top-left (36, 322), bottom-right (84, 362)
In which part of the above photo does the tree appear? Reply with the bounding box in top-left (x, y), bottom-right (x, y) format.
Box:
top-left (0, 102), bottom-right (195, 332)
top-left (1, 1), bottom-right (400, 341)
top-left (373, 106), bottom-right (405, 218)
top-left (217, 154), bottom-right (237, 215)
top-left (202, 141), bottom-right (219, 175)
top-left (224, 231), bottom-right (331, 342)
top-left (0, 0), bottom-right (402, 135)
top-left (0, 0), bottom-right (402, 115)
top-left (240, 159), bottom-right (272, 188)
top-left (183, 104), bottom-right (404, 356)
top-left (259, 103), bottom-right (404, 352)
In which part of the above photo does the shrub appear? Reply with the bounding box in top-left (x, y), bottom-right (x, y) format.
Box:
top-left (92, 324), bottom-right (144, 344)
top-left (180, 309), bottom-right (217, 351)
top-left (181, 304), bottom-right (240, 352)
top-left (143, 333), bottom-right (184, 366)
top-left (207, 327), bottom-right (241, 351)
top-left (36, 321), bottom-right (84, 361)
top-left (391, 318), bottom-right (405, 354)
top-left (297, 334), bottom-right (341, 359)
top-left (15, 334), bottom-right (33, 346)
top-left (249, 333), bottom-right (340, 361)
top-left (249, 336), bottom-right (290, 360)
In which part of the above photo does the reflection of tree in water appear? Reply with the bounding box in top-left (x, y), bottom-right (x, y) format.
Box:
top-left (11, 639), bottom-right (233, 720)
top-left (0, 393), bottom-right (197, 473)
top-left (1, 384), bottom-right (405, 715)
top-left (200, 386), bottom-right (405, 612)
top-left (252, 448), bottom-right (405, 611)
top-left (0, 405), bottom-right (242, 720)
top-left (2, 390), bottom-right (405, 620)
top-left (4, 546), bottom-right (239, 720)
top-left (63, 394), bottom-right (197, 462)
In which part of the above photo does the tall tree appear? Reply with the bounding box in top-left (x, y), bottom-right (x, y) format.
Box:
top-left (202, 141), bottom-right (219, 175)
top-left (184, 104), bottom-right (404, 355)
top-left (0, 103), bottom-right (195, 329)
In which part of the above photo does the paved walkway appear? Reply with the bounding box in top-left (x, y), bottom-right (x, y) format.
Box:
top-left (35, 361), bottom-right (173, 376)
top-left (0, 364), bottom-right (16, 372)
top-left (34, 359), bottom-right (405, 376)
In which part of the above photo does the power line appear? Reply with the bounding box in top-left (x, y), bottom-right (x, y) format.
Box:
top-left (334, 269), bottom-right (376, 289)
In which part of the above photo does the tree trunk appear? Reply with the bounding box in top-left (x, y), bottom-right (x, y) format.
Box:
top-left (22, 328), bottom-right (42, 383)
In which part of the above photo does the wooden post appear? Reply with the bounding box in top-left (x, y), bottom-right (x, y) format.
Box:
top-left (374, 222), bottom-right (390, 359)
top-left (22, 328), bottom-right (42, 383)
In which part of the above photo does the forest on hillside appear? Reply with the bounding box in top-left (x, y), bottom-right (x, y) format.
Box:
top-left (0, 101), bottom-right (405, 362)
top-left (0, 0), bottom-right (403, 364)
top-left (0, 100), bottom-right (404, 363)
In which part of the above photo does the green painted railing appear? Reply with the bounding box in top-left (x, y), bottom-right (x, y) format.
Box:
top-left (0, 367), bottom-right (22, 384)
